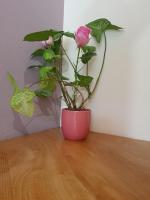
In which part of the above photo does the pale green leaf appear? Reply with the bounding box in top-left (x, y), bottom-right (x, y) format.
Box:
top-left (43, 49), bottom-right (60, 62)
top-left (39, 66), bottom-right (56, 79)
top-left (10, 87), bottom-right (35, 117)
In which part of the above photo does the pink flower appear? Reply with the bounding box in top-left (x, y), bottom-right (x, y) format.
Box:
top-left (75, 26), bottom-right (91, 48)
top-left (42, 40), bottom-right (47, 47)
top-left (42, 36), bottom-right (54, 48)
top-left (46, 36), bottom-right (54, 46)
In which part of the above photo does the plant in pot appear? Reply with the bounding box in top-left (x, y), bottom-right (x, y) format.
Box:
top-left (8, 18), bottom-right (122, 140)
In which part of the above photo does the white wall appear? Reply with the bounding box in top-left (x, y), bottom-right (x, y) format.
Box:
top-left (63, 0), bottom-right (150, 140)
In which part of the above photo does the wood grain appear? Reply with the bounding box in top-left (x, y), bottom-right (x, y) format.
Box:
top-left (0, 128), bottom-right (150, 200)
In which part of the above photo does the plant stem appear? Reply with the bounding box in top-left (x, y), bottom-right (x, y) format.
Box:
top-left (91, 32), bottom-right (107, 95)
top-left (55, 68), bottom-right (73, 109)
top-left (28, 68), bottom-right (75, 109)
top-left (61, 45), bottom-right (76, 71)
top-left (79, 32), bottom-right (107, 108)
top-left (76, 87), bottom-right (84, 108)
top-left (86, 63), bottom-right (89, 76)
top-left (73, 48), bottom-right (80, 108)
top-left (75, 48), bottom-right (80, 72)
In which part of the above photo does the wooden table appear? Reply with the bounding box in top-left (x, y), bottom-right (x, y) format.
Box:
top-left (0, 128), bottom-right (150, 200)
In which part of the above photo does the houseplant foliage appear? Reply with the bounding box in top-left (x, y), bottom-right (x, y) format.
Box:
top-left (8, 18), bottom-right (122, 117)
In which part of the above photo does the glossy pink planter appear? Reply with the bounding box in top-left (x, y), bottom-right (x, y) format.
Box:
top-left (61, 108), bottom-right (91, 140)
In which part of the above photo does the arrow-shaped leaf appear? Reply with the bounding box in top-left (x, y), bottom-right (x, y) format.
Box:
top-left (87, 18), bottom-right (122, 43)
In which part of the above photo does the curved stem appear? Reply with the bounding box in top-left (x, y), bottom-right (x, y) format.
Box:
top-left (58, 81), bottom-right (71, 108)
top-left (91, 32), bottom-right (107, 95)
top-left (73, 48), bottom-right (80, 108)
top-left (79, 32), bottom-right (107, 108)
top-left (75, 48), bottom-right (80, 78)
top-left (62, 81), bottom-right (74, 107)
top-left (63, 85), bottom-right (84, 110)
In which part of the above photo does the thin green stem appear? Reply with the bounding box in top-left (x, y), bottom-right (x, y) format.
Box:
top-left (86, 63), bottom-right (89, 76)
top-left (61, 45), bottom-right (76, 71)
top-left (55, 68), bottom-right (74, 109)
top-left (73, 48), bottom-right (81, 108)
top-left (91, 32), bottom-right (107, 95)
top-left (79, 32), bottom-right (107, 108)
top-left (76, 48), bottom-right (80, 71)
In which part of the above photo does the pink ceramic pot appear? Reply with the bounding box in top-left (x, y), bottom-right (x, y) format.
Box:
top-left (61, 108), bottom-right (91, 140)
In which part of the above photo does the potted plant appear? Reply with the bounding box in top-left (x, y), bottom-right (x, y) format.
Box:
top-left (8, 18), bottom-right (122, 140)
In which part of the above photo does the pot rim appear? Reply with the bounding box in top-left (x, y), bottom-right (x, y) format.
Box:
top-left (62, 108), bottom-right (91, 112)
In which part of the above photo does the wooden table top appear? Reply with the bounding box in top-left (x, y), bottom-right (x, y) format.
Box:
top-left (0, 128), bottom-right (150, 200)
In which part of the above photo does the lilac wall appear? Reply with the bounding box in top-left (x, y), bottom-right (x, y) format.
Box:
top-left (0, 0), bottom-right (64, 140)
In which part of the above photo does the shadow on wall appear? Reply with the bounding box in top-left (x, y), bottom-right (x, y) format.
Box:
top-left (12, 92), bottom-right (61, 135)
top-left (11, 66), bottom-right (61, 134)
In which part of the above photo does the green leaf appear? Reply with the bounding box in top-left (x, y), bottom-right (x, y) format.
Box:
top-left (39, 66), bottom-right (55, 79)
top-left (43, 49), bottom-right (55, 62)
top-left (24, 30), bottom-right (62, 42)
top-left (63, 32), bottom-right (75, 38)
top-left (87, 18), bottom-right (122, 43)
top-left (43, 49), bottom-right (60, 62)
top-left (8, 73), bottom-right (35, 117)
top-left (40, 77), bottom-right (56, 94)
top-left (77, 74), bottom-right (93, 87)
top-left (52, 39), bottom-right (61, 55)
top-left (53, 32), bottom-right (63, 41)
top-left (82, 45), bottom-right (96, 53)
top-left (81, 52), bottom-right (96, 64)
top-left (10, 87), bottom-right (35, 117)
top-left (107, 24), bottom-right (122, 30)
top-left (39, 66), bottom-right (57, 94)
top-left (31, 49), bottom-right (44, 57)
top-left (35, 89), bottom-right (52, 97)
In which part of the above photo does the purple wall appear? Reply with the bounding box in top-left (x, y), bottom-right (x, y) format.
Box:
top-left (0, 0), bottom-right (64, 140)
